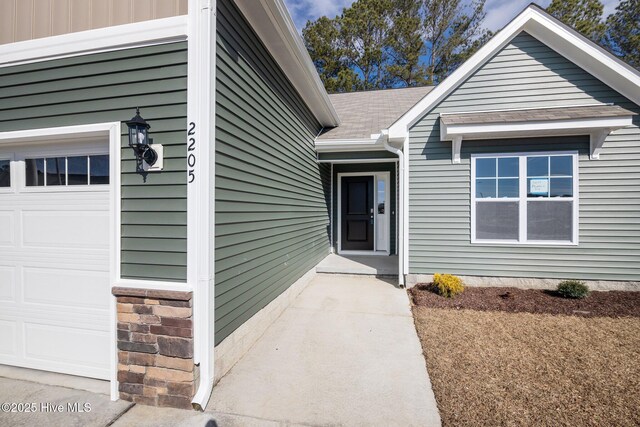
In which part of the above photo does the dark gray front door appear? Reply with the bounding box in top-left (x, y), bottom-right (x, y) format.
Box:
top-left (341, 176), bottom-right (374, 251)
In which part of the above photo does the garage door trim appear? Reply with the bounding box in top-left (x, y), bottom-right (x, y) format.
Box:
top-left (0, 122), bottom-right (120, 400)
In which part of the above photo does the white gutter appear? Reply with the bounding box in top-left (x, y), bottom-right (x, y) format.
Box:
top-left (382, 131), bottom-right (405, 286)
top-left (189, 0), bottom-right (216, 411)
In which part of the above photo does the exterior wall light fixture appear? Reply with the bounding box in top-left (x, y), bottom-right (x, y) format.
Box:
top-left (126, 107), bottom-right (158, 171)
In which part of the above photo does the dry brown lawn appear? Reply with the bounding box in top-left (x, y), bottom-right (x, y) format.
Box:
top-left (413, 307), bottom-right (640, 427)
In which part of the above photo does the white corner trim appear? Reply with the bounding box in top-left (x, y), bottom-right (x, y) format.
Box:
top-left (189, 0), bottom-right (216, 412)
top-left (233, 0), bottom-right (339, 127)
top-left (387, 5), bottom-right (640, 142)
top-left (0, 16), bottom-right (188, 68)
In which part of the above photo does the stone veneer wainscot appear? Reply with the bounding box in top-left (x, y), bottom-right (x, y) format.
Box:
top-left (113, 287), bottom-right (197, 409)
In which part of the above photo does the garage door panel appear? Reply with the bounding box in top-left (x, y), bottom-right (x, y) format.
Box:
top-left (23, 266), bottom-right (110, 310)
top-left (0, 144), bottom-right (111, 380)
top-left (21, 210), bottom-right (109, 249)
top-left (0, 320), bottom-right (19, 357)
top-left (24, 323), bottom-right (110, 379)
top-left (0, 210), bottom-right (16, 245)
top-left (0, 266), bottom-right (16, 302)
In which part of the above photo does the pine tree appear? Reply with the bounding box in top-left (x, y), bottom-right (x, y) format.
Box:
top-left (547, 0), bottom-right (606, 41)
top-left (605, 0), bottom-right (640, 69)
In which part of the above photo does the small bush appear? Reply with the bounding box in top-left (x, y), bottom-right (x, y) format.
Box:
top-left (433, 273), bottom-right (464, 298)
top-left (557, 280), bottom-right (590, 299)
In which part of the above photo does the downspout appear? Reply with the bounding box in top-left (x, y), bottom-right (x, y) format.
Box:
top-left (382, 131), bottom-right (405, 286)
top-left (190, 0), bottom-right (216, 411)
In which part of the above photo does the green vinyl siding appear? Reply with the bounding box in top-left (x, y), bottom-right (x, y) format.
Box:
top-left (409, 32), bottom-right (640, 281)
top-left (332, 163), bottom-right (397, 255)
top-left (215, 0), bottom-right (330, 344)
top-left (0, 42), bottom-right (188, 282)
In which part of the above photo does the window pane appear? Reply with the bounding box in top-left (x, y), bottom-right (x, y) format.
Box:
top-left (476, 202), bottom-right (519, 240)
top-left (46, 157), bottom-right (66, 186)
top-left (527, 156), bottom-right (548, 177)
top-left (25, 158), bottom-right (45, 186)
top-left (527, 200), bottom-right (573, 241)
top-left (550, 155), bottom-right (573, 177)
top-left (377, 179), bottom-right (385, 214)
top-left (476, 158), bottom-right (496, 178)
top-left (498, 178), bottom-right (519, 198)
top-left (550, 178), bottom-right (573, 197)
top-left (67, 156), bottom-right (88, 185)
top-left (89, 155), bottom-right (109, 184)
top-left (498, 157), bottom-right (518, 177)
top-left (476, 178), bottom-right (496, 198)
top-left (528, 178), bottom-right (549, 197)
top-left (0, 160), bottom-right (9, 187)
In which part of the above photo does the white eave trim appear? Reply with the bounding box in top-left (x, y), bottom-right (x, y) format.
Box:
top-left (387, 5), bottom-right (640, 142)
top-left (440, 115), bottom-right (634, 162)
top-left (0, 16), bottom-right (188, 68)
top-left (234, 0), bottom-right (340, 127)
top-left (315, 138), bottom-right (383, 153)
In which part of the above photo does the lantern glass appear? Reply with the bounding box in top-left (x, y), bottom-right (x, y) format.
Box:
top-left (129, 125), bottom-right (148, 149)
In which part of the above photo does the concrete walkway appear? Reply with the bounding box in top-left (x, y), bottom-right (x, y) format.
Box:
top-left (0, 274), bottom-right (441, 427)
top-left (206, 274), bottom-right (441, 426)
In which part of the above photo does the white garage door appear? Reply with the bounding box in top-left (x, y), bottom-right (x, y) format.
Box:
top-left (0, 141), bottom-right (111, 380)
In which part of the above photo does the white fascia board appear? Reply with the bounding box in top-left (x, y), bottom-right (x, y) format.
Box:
top-left (234, 0), bottom-right (340, 127)
top-left (387, 5), bottom-right (640, 142)
top-left (441, 116), bottom-right (634, 141)
top-left (0, 16), bottom-right (188, 68)
top-left (314, 139), bottom-right (382, 152)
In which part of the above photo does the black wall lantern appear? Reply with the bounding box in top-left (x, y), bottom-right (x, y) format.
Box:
top-left (126, 108), bottom-right (158, 171)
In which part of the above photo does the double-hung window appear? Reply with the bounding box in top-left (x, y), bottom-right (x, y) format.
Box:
top-left (471, 151), bottom-right (578, 245)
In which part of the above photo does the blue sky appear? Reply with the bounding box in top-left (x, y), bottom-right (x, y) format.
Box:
top-left (284, 0), bottom-right (621, 33)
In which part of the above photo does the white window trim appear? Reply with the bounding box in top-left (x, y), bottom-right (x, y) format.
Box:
top-left (471, 150), bottom-right (579, 246)
top-left (337, 172), bottom-right (391, 255)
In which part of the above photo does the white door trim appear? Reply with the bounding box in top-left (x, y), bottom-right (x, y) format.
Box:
top-left (337, 172), bottom-right (391, 256)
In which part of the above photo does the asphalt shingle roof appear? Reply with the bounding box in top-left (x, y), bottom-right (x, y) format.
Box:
top-left (317, 86), bottom-right (434, 140)
top-left (440, 105), bottom-right (636, 125)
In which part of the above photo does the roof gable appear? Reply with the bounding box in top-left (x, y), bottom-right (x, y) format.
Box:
top-left (387, 4), bottom-right (640, 142)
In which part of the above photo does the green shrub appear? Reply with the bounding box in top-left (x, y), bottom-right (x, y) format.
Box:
top-left (557, 280), bottom-right (590, 299)
top-left (433, 273), bottom-right (464, 298)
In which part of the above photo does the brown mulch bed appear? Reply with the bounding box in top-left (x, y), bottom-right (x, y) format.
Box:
top-left (410, 284), bottom-right (640, 318)
top-left (413, 307), bottom-right (640, 427)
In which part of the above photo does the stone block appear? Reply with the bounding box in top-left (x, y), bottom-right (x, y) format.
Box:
top-left (133, 304), bottom-right (153, 314)
top-left (129, 352), bottom-right (156, 366)
top-left (118, 341), bottom-right (157, 354)
top-left (155, 355), bottom-right (193, 372)
top-left (146, 367), bottom-right (193, 382)
top-left (157, 336), bottom-right (193, 358)
top-left (153, 305), bottom-right (191, 318)
top-left (131, 333), bottom-right (157, 344)
top-left (161, 317), bottom-right (192, 328)
top-left (119, 382), bottom-right (143, 395)
top-left (157, 395), bottom-right (192, 410)
top-left (150, 325), bottom-right (192, 338)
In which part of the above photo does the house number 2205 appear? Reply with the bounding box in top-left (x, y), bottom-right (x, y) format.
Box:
top-left (188, 122), bottom-right (196, 183)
